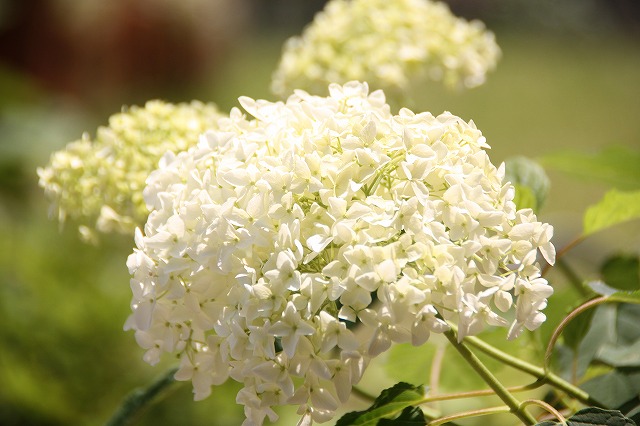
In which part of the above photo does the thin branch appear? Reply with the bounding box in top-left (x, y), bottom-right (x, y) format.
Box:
top-left (105, 367), bottom-right (179, 426)
top-left (542, 235), bottom-right (584, 276)
top-left (520, 399), bottom-right (567, 425)
top-left (427, 405), bottom-right (511, 426)
top-left (443, 328), bottom-right (537, 425)
top-left (463, 334), bottom-right (600, 406)
top-left (544, 296), bottom-right (607, 371)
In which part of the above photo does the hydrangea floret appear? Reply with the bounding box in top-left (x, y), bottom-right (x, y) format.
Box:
top-left (37, 100), bottom-right (224, 241)
top-left (271, 0), bottom-right (500, 99)
top-left (126, 82), bottom-right (554, 425)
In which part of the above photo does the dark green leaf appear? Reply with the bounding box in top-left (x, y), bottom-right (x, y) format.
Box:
top-left (563, 303), bottom-right (597, 352)
top-left (336, 383), bottom-right (426, 426)
top-left (378, 407), bottom-right (426, 425)
top-left (541, 146), bottom-right (640, 190)
top-left (553, 305), bottom-right (616, 381)
top-left (581, 371), bottom-right (638, 409)
top-left (615, 304), bottom-right (640, 344)
top-left (535, 407), bottom-right (637, 425)
top-left (601, 255), bottom-right (640, 292)
top-left (583, 190), bottom-right (640, 237)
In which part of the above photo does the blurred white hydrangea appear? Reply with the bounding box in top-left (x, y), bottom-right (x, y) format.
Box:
top-left (271, 0), bottom-right (501, 101)
top-left (37, 100), bottom-right (224, 241)
top-left (126, 82), bottom-right (554, 425)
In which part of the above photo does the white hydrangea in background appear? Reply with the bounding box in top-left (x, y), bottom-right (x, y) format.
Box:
top-left (271, 0), bottom-right (500, 100)
top-left (37, 100), bottom-right (224, 241)
top-left (126, 82), bottom-right (554, 425)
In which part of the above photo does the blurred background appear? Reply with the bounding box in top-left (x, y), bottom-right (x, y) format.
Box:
top-left (0, 0), bottom-right (639, 425)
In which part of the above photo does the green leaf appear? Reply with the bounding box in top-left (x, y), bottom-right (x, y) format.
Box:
top-left (541, 146), bottom-right (640, 190)
top-left (583, 190), bottom-right (640, 237)
top-left (598, 340), bottom-right (640, 367)
top-left (336, 383), bottom-right (426, 426)
top-left (378, 407), bottom-right (426, 425)
top-left (601, 255), bottom-right (640, 292)
top-left (581, 371), bottom-right (640, 409)
top-left (505, 156), bottom-right (550, 211)
top-left (535, 407), bottom-right (637, 426)
top-left (609, 291), bottom-right (640, 304)
top-left (614, 304), bottom-right (640, 344)
top-left (563, 304), bottom-right (596, 352)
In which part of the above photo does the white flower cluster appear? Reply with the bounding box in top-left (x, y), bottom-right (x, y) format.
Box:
top-left (271, 0), bottom-right (500, 100)
top-left (126, 82), bottom-right (554, 425)
top-left (37, 100), bottom-right (224, 241)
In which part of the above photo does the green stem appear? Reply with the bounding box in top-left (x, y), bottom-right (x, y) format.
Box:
top-left (463, 335), bottom-right (601, 406)
top-left (428, 406), bottom-right (511, 426)
top-left (520, 399), bottom-right (567, 425)
top-left (419, 381), bottom-right (543, 404)
top-left (105, 367), bottom-right (179, 426)
top-left (443, 329), bottom-right (537, 425)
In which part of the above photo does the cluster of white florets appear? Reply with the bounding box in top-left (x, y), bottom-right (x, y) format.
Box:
top-left (271, 0), bottom-right (500, 100)
top-left (126, 82), bottom-right (554, 425)
top-left (37, 100), bottom-right (223, 241)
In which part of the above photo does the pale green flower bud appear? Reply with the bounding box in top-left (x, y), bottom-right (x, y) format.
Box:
top-left (271, 0), bottom-right (500, 102)
top-left (38, 100), bottom-right (224, 241)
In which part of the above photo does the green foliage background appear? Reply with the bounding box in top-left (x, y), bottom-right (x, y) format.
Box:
top-left (1, 4), bottom-right (639, 425)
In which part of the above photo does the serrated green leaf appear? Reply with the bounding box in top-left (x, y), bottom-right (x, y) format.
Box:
top-left (601, 255), bottom-right (640, 292)
top-left (336, 383), bottom-right (425, 426)
top-left (583, 190), bottom-right (640, 237)
top-left (535, 407), bottom-right (637, 426)
top-left (609, 291), bottom-right (640, 304)
top-left (541, 146), bottom-right (640, 190)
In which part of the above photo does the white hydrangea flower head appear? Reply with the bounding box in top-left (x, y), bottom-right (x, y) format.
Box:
top-left (126, 82), bottom-right (554, 425)
top-left (37, 100), bottom-right (224, 241)
top-left (271, 0), bottom-right (500, 101)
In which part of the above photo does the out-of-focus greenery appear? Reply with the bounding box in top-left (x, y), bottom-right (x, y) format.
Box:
top-left (1, 11), bottom-right (639, 426)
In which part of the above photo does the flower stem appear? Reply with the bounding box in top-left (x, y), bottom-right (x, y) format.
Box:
top-left (443, 328), bottom-right (537, 425)
top-left (520, 399), bottom-right (568, 425)
top-left (105, 367), bottom-right (179, 426)
top-left (463, 334), bottom-right (601, 406)
top-left (427, 405), bottom-right (511, 426)
top-left (419, 381), bottom-right (543, 404)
